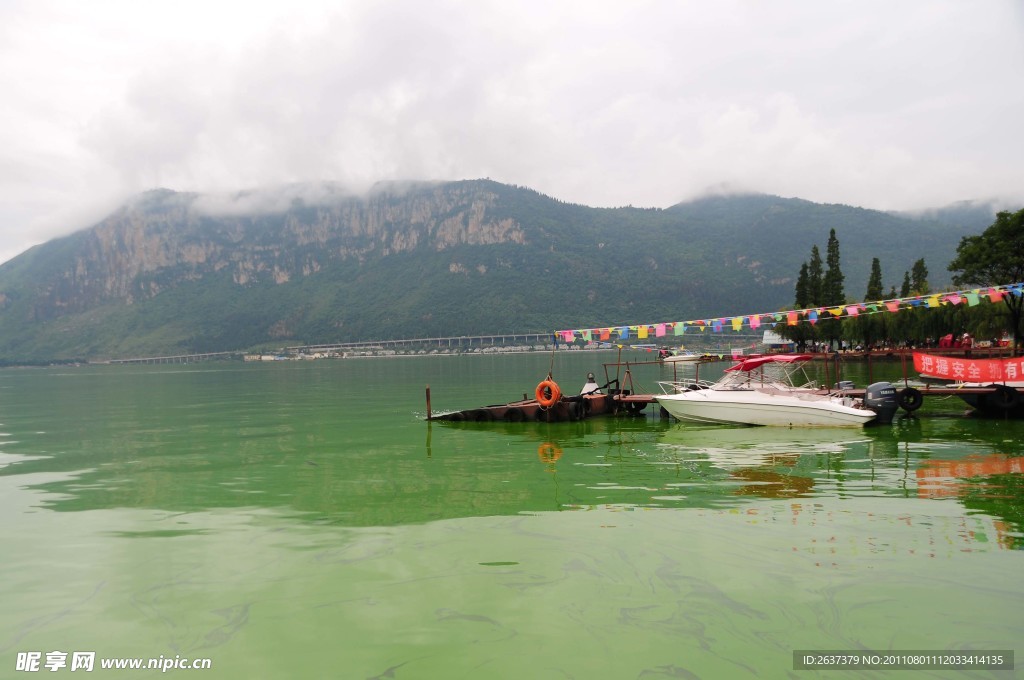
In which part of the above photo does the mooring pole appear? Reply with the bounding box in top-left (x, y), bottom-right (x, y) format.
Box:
top-left (425, 385), bottom-right (432, 420)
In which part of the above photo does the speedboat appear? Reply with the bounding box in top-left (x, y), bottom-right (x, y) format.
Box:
top-left (660, 350), bottom-right (705, 363)
top-left (655, 354), bottom-right (889, 427)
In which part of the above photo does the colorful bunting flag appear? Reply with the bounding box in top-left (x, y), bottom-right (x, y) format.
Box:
top-left (552, 282), bottom-right (1023, 344)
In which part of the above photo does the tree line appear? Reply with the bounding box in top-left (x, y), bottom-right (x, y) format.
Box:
top-left (778, 208), bottom-right (1024, 352)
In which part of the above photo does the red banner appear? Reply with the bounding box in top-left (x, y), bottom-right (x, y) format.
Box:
top-left (914, 352), bottom-right (1024, 383)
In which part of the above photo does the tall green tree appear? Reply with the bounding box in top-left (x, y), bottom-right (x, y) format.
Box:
top-left (903, 258), bottom-right (934, 342)
top-left (788, 261), bottom-right (816, 350)
top-left (866, 258), bottom-right (884, 300)
top-left (795, 262), bottom-right (810, 309)
top-left (821, 229), bottom-right (845, 347)
top-left (807, 245), bottom-right (824, 306)
top-left (948, 208), bottom-right (1024, 351)
top-left (910, 258), bottom-right (930, 295)
top-left (900, 271), bottom-right (911, 297)
top-left (858, 257), bottom-right (885, 348)
top-left (823, 228), bottom-right (845, 305)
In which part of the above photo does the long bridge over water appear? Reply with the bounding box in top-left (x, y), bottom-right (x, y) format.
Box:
top-left (287, 333), bottom-right (558, 353)
top-left (105, 333), bottom-right (563, 364)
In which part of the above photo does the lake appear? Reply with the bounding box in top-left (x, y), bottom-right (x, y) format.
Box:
top-left (1, 351), bottom-right (1021, 678)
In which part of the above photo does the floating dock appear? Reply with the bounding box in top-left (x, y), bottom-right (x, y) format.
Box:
top-left (425, 349), bottom-right (1024, 423)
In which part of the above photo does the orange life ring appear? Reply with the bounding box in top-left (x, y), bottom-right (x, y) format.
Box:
top-left (537, 442), bottom-right (563, 463)
top-left (535, 379), bottom-right (562, 408)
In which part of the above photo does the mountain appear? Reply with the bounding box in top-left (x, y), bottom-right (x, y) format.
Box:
top-left (0, 180), bottom-right (993, 361)
top-left (892, 199), bottom-right (1009, 231)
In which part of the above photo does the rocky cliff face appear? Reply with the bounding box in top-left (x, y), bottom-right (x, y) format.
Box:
top-left (25, 181), bottom-right (529, 317)
top-left (0, 181), bottom-right (980, 361)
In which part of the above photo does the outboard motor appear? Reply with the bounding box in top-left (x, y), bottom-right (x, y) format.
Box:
top-left (863, 381), bottom-right (898, 425)
top-left (834, 380), bottom-right (856, 391)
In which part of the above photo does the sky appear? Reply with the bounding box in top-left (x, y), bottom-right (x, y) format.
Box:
top-left (2, 0), bottom-right (1023, 265)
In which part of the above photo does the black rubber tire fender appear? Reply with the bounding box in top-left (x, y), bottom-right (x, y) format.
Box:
top-left (504, 407), bottom-right (525, 422)
top-left (989, 384), bottom-right (1020, 411)
top-left (898, 387), bottom-right (923, 412)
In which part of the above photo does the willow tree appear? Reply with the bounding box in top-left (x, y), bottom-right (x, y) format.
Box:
top-left (948, 208), bottom-right (1024, 351)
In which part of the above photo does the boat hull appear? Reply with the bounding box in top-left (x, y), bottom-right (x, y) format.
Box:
top-left (656, 389), bottom-right (876, 427)
top-left (434, 393), bottom-right (615, 423)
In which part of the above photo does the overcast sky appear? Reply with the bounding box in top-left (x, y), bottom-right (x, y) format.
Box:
top-left (2, 0), bottom-right (1022, 265)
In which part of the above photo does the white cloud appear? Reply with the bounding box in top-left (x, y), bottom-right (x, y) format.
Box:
top-left (1, 0), bottom-right (1023, 264)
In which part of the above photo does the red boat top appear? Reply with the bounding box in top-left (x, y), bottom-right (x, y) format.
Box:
top-left (724, 354), bottom-right (813, 373)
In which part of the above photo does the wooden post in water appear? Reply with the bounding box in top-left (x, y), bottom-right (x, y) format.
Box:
top-left (425, 385), bottom-right (432, 421)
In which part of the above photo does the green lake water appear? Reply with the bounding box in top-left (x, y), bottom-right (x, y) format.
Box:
top-left (1, 352), bottom-right (1021, 679)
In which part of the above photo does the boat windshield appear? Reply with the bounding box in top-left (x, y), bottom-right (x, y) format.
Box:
top-left (714, 357), bottom-right (817, 391)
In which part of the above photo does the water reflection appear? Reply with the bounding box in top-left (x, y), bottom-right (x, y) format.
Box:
top-left (429, 417), bottom-right (1024, 547)
top-left (2, 380), bottom-right (1022, 549)
top-left (4, 361), bottom-right (1022, 678)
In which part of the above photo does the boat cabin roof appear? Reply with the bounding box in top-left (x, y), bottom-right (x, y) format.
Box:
top-left (724, 354), bottom-right (813, 373)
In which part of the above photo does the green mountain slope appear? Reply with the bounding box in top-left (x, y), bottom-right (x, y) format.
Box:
top-left (0, 180), bottom-right (988, 361)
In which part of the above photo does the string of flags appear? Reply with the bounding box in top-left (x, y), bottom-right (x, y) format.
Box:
top-left (554, 282), bottom-right (1024, 344)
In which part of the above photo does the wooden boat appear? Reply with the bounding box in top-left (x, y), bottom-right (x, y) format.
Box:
top-left (427, 374), bottom-right (627, 422)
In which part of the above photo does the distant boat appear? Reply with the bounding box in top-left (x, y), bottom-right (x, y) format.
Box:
top-left (661, 351), bottom-right (705, 363)
top-left (655, 354), bottom-right (896, 427)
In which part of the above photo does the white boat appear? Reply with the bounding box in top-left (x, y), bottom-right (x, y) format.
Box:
top-left (662, 352), bottom-right (705, 363)
top-left (655, 354), bottom-right (879, 427)
top-left (659, 348), bottom-right (706, 363)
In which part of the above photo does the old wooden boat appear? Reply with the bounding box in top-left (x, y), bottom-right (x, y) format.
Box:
top-left (426, 373), bottom-right (635, 423)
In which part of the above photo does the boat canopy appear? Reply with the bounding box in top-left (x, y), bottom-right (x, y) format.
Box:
top-left (724, 354), bottom-right (813, 373)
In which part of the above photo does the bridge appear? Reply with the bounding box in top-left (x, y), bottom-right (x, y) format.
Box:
top-left (101, 331), bottom-right (772, 364)
top-left (286, 333), bottom-right (556, 353)
top-left (102, 333), bottom-right (560, 364)
top-left (108, 351), bottom-right (238, 365)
